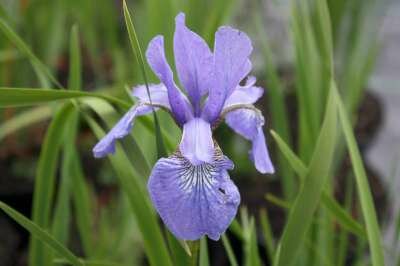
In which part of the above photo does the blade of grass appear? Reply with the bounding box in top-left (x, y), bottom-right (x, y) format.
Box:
top-left (222, 234), bottom-right (238, 266)
top-left (68, 25), bottom-right (81, 92)
top-left (29, 102), bottom-right (75, 266)
top-left (259, 208), bottom-right (275, 262)
top-left (337, 174), bottom-right (354, 266)
top-left (165, 230), bottom-right (191, 266)
top-left (0, 17), bottom-right (61, 88)
top-left (51, 122), bottom-right (74, 244)
top-left (270, 130), bottom-right (365, 238)
top-left (244, 217), bottom-right (261, 266)
top-left (70, 154), bottom-right (94, 257)
top-left (334, 85), bottom-right (385, 266)
top-left (199, 237), bottom-right (209, 266)
top-left (122, 0), bottom-right (166, 157)
top-left (0, 106), bottom-right (52, 141)
top-left (84, 115), bottom-right (173, 266)
top-left (51, 23), bottom-right (83, 249)
top-left (274, 82), bottom-right (338, 266)
top-left (0, 88), bottom-right (130, 109)
top-left (0, 201), bottom-right (83, 266)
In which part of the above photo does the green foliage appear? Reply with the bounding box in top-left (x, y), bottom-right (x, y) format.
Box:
top-left (0, 0), bottom-right (389, 265)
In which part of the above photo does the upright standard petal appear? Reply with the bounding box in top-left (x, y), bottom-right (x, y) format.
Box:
top-left (202, 26), bottom-right (253, 124)
top-left (132, 83), bottom-right (171, 109)
top-left (225, 108), bottom-right (274, 174)
top-left (223, 76), bottom-right (264, 108)
top-left (179, 118), bottom-right (214, 165)
top-left (146, 36), bottom-right (193, 125)
top-left (147, 147), bottom-right (240, 240)
top-left (93, 105), bottom-right (151, 158)
top-left (174, 13), bottom-right (213, 114)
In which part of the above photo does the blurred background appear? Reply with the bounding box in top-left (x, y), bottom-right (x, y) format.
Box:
top-left (0, 0), bottom-right (398, 265)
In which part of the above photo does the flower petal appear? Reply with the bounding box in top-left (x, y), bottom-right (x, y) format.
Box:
top-left (147, 148), bottom-right (240, 240)
top-left (225, 108), bottom-right (274, 174)
top-left (92, 105), bottom-right (151, 158)
top-left (146, 35), bottom-right (193, 125)
top-left (174, 13), bottom-right (213, 114)
top-left (223, 76), bottom-right (264, 108)
top-left (132, 83), bottom-right (170, 109)
top-left (179, 118), bottom-right (214, 165)
top-left (202, 26), bottom-right (253, 123)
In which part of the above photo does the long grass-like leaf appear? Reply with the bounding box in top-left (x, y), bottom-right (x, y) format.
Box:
top-left (29, 102), bottom-right (75, 266)
top-left (259, 208), bottom-right (275, 262)
top-left (274, 82), bottom-right (338, 266)
top-left (71, 154), bottom-right (94, 257)
top-left (68, 25), bottom-right (81, 92)
top-left (0, 201), bottom-right (83, 266)
top-left (199, 237), bottom-right (210, 266)
top-left (0, 106), bottom-right (52, 141)
top-left (222, 234), bottom-right (238, 266)
top-left (85, 115), bottom-right (173, 266)
top-left (270, 130), bottom-right (365, 238)
top-left (0, 88), bottom-right (129, 108)
top-left (0, 17), bottom-right (61, 88)
top-left (122, 0), bottom-right (166, 157)
top-left (334, 85), bottom-right (385, 266)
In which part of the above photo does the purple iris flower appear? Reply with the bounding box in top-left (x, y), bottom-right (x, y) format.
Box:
top-left (93, 13), bottom-right (274, 241)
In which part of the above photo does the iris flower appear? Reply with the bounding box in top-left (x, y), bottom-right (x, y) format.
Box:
top-left (93, 13), bottom-right (274, 241)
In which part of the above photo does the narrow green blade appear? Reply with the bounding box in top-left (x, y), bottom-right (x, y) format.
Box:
top-left (270, 130), bottom-right (365, 238)
top-left (335, 85), bottom-right (385, 266)
top-left (0, 17), bottom-right (61, 88)
top-left (85, 115), bottom-right (173, 266)
top-left (199, 237), bottom-right (210, 266)
top-left (222, 234), bottom-right (238, 266)
top-left (0, 88), bottom-right (129, 108)
top-left (274, 82), bottom-right (338, 266)
top-left (122, 0), bottom-right (167, 158)
top-left (68, 25), bottom-right (81, 92)
top-left (0, 106), bottom-right (52, 141)
top-left (0, 201), bottom-right (83, 266)
top-left (29, 102), bottom-right (75, 266)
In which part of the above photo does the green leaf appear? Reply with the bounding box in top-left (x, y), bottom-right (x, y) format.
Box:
top-left (0, 17), bottom-right (61, 88)
top-left (274, 82), bottom-right (338, 266)
top-left (0, 88), bottom-right (129, 109)
top-left (0, 106), bottom-right (52, 141)
top-left (334, 85), bottom-right (385, 266)
top-left (222, 234), bottom-right (238, 266)
top-left (243, 216), bottom-right (261, 266)
top-left (0, 201), bottom-right (83, 266)
top-left (51, 23), bottom-right (83, 249)
top-left (259, 208), bottom-right (275, 262)
top-left (270, 130), bottom-right (365, 238)
top-left (71, 154), bottom-right (94, 257)
top-left (29, 102), bottom-right (76, 266)
top-left (199, 237), bottom-right (209, 266)
top-left (122, 0), bottom-right (167, 158)
top-left (85, 115), bottom-right (173, 266)
top-left (68, 25), bottom-right (81, 91)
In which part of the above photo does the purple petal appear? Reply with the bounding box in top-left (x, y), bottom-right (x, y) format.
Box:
top-left (132, 83), bottom-right (170, 109)
top-left (93, 105), bottom-right (151, 158)
top-left (146, 36), bottom-right (193, 125)
top-left (174, 13), bottom-right (213, 114)
top-left (179, 118), bottom-right (214, 165)
top-left (225, 108), bottom-right (274, 174)
top-left (223, 76), bottom-right (264, 108)
top-left (147, 148), bottom-right (240, 240)
top-left (251, 128), bottom-right (275, 174)
top-left (202, 26), bottom-right (253, 123)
